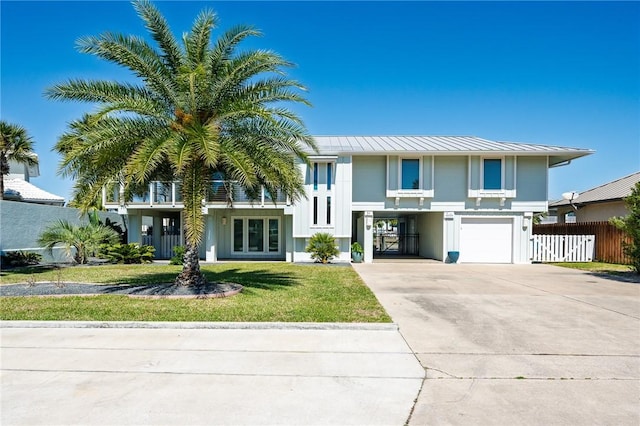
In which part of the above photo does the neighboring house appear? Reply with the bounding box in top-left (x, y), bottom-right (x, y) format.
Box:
top-left (549, 171), bottom-right (640, 223)
top-left (4, 157), bottom-right (65, 206)
top-left (103, 136), bottom-right (592, 264)
top-left (1, 157), bottom-right (123, 262)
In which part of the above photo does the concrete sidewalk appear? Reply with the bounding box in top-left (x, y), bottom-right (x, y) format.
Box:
top-left (1, 321), bottom-right (424, 425)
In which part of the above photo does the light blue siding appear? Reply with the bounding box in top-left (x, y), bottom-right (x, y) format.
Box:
top-left (352, 156), bottom-right (386, 202)
top-left (516, 157), bottom-right (548, 201)
top-left (433, 156), bottom-right (468, 201)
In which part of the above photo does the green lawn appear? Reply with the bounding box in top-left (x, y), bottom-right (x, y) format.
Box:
top-left (549, 262), bottom-right (639, 282)
top-left (549, 261), bottom-right (633, 274)
top-left (0, 263), bottom-right (391, 323)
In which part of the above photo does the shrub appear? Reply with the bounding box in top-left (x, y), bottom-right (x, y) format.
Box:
top-left (98, 243), bottom-right (155, 264)
top-left (169, 245), bottom-right (185, 265)
top-left (351, 242), bottom-right (363, 255)
top-left (306, 233), bottom-right (340, 264)
top-left (610, 181), bottom-right (640, 273)
top-left (0, 251), bottom-right (42, 267)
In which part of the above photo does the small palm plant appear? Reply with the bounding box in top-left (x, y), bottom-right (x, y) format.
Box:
top-left (306, 233), bottom-right (340, 264)
top-left (38, 219), bottom-right (120, 264)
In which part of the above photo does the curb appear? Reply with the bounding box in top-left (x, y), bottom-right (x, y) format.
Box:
top-left (0, 320), bottom-right (398, 331)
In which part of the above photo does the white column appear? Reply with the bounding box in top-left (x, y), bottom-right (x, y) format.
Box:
top-left (285, 215), bottom-right (293, 262)
top-left (363, 211), bottom-right (374, 263)
top-left (205, 214), bottom-right (217, 262)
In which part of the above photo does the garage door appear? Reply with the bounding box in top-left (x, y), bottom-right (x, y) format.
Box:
top-left (459, 217), bottom-right (513, 263)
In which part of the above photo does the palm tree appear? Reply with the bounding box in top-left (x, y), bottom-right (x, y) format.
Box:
top-left (0, 121), bottom-right (38, 200)
top-left (47, 0), bottom-right (315, 286)
top-left (38, 219), bottom-right (120, 264)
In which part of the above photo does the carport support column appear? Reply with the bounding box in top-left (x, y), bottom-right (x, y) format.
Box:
top-left (364, 211), bottom-right (374, 263)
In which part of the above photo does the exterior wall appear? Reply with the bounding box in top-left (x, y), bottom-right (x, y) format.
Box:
top-left (557, 201), bottom-right (628, 223)
top-left (293, 156), bottom-right (352, 239)
top-left (417, 212), bottom-right (444, 260)
top-left (352, 156), bottom-right (386, 204)
top-left (0, 200), bottom-right (123, 262)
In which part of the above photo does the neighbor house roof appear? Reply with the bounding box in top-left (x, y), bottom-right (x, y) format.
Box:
top-left (4, 178), bottom-right (65, 206)
top-left (308, 136), bottom-right (592, 166)
top-left (549, 171), bottom-right (640, 208)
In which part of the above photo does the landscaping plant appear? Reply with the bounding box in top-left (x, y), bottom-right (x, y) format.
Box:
top-left (306, 233), bottom-right (340, 263)
top-left (38, 219), bottom-right (120, 264)
top-left (610, 181), bottom-right (640, 273)
top-left (98, 243), bottom-right (155, 264)
top-left (0, 251), bottom-right (42, 268)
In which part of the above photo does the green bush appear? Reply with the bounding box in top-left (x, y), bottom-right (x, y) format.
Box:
top-left (610, 181), bottom-right (640, 273)
top-left (0, 251), bottom-right (42, 267)
top-left (98, 243), bottom-right (155, 264)
top-left (305, 233), bottom-right (340, 264)
top-left (350, 242), bottom-right (363, 255)
top-left (169, 245), bottom-right (185, 265)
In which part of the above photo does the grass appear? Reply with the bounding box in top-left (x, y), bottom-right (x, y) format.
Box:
top-left (0, 263), bottom-right (391, 323)
top-left (549, 261), bottom-right (633, 274)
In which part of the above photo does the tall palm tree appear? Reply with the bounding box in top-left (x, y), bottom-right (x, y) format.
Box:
top-left (0, 121), bottom-right (38, 200)
top-left (47, 0), bottom-right (315, 286)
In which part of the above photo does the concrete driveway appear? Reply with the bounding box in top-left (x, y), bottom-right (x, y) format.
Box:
top-left (353, 263), bottom-right (640, 425)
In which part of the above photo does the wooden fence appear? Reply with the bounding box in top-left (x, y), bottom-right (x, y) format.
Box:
top-left (533, 221), bottom-right (631, 264)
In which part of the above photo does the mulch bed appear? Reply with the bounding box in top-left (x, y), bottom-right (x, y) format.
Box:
top-left (0, 282), bottom-right (243, 299)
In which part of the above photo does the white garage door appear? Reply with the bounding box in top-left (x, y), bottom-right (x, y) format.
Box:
top-left (459, 217), bottom-right (513, 263)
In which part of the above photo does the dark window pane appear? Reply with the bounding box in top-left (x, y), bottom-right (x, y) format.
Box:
top-left (483, 159), bottom-right (502, 190)
top-left (233, 219), bottom-right (243, 252)
top-left (269, 219), bottom-right (279, 252)
top-left (313, 163), bottom-right (318, 191)
top-left (326, 196), bottom-right (331, 225)
top-left (248, 219), bottom-right (264, 252)
top-left (327, 163), bottom-right (332, 190)
top-left (313, 197), bottom-right (318, 225)
top-left (401, 159), bottom-right (420, 190)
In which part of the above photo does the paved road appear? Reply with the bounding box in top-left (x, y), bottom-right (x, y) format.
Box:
top-left (353, 263), bottom-right (640, 425)
top-left (1, 322), bottom-right (423, 425)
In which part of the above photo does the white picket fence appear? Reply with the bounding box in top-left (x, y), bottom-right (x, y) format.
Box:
top-left (141, 234), bottom-right (181, 259)
top-left (531, 234), bottom-right (595, 262)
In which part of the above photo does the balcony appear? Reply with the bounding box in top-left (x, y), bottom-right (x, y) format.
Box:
top-left (103, 180), bottom-right (288, 209)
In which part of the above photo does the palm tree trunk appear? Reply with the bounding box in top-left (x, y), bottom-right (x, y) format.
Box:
top-left (175, 242), bottom-right (207, 287)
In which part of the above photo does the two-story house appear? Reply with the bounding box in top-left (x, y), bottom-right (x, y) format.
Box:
top-left (104, 136), bottom-right (592, 263)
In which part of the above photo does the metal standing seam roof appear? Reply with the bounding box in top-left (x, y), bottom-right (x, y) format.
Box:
top-left (4, 178), bottom-right (65, 205)
top-left (549, 171), bottom-right (640, 207)
top-left (306, 136), bottom-right (593, 166)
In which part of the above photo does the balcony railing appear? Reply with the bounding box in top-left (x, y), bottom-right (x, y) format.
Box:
top-left (104, 180), bottom-right (288, 208)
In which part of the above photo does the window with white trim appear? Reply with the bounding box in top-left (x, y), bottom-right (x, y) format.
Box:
top-left (401, 158), bottom-right (420, 190)
top-left (232, 217), bottom-right (280, 254)
top-left (483, 158), bottom-right (503, 190)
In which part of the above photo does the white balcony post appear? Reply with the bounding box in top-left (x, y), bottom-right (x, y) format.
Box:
top-left (149, 182), bottom-right (154, 207)
top-left (261, 185), bottom-right (265, 207)
top-left (171, 182), bottom-right (176, 207)
top-left (102, 187), bottom-right (106, 207)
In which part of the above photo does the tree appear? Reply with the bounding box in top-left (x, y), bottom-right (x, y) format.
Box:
top-left (0, 121), bottom-right (38, 200)
top-left (610, 181), bottom-right (640, 273)
top-left (38, 218), bottom-right (120, 264)
top-left (47, 0), bottom-right (315, 286)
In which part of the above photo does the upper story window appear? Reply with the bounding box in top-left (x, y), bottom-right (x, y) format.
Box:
top-left (483, 159), bottom-right (502, 190)
top-left (401, 159), bottom-right (420, 190)
top-left (313, 163), bottom-right (319, 190)
top-left (309, 159), bottom-right (336, 228)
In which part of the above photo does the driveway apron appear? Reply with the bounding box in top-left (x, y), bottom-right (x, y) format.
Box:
top-left (353, 263), bottom-right (640, 426)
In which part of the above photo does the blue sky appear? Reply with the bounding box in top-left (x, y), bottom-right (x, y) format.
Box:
top-left (2, 1), bottom-right (639, 203)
